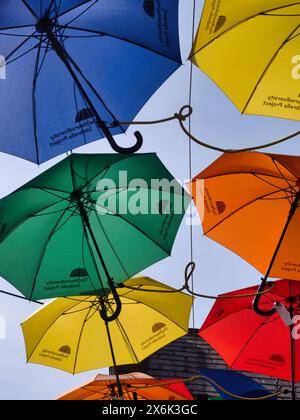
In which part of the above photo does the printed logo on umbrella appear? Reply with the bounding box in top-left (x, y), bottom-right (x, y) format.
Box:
top-left (59, 345), bottom-right (72, 355)
top-left (214, 16), bottom-right (226, 33)
top-left (152, 322), bottom-right (166, 333)
top-left (269, 354), bottom-right (286, 365)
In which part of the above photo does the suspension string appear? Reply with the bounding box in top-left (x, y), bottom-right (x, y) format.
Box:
top-left (189, 0), bottom-right (197, 332)
top-left (128, 375), bottom-right (287, 400)
top-left (111, 105), bottom-right (300, 153)
top-left (119, 262), bottom-right (275, 299)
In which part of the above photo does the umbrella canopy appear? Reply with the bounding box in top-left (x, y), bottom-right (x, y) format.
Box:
top-left (0, 153), bottom-right (190, 301)
top-left (199, 368), bottom-right (277, 400)
top-left (191, 0), bottom-right (300, 122)
top-left (190, 151), bottom-right (300, 281)
top-left (0, 0), bottom-right (181, 163)
top-left (21, 277), bottom-right (193, 374)
top-left (57, 372), bottom-right (194, 400)
top-left (199, 280), bottom-right (300, 389)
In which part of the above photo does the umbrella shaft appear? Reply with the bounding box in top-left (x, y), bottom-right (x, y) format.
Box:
top-left (77, 200), bottom-right (112, 283)
top-left (264, 189), bottom-right (300, 282)
top-left (44, 26), bottom-right (114, 143)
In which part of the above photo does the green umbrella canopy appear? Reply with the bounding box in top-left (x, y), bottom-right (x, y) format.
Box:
top-left (0, 154), bottom-right (190, 301)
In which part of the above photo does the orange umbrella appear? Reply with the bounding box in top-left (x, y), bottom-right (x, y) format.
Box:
top-left (190, 151), bottom-right (300, 316)
top-left (57, 372), bottom-right (194, 401)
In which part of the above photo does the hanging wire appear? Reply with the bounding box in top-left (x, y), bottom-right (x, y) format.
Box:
top-left (121, 262), bottom-right (275, 300)
top-left (112, 105), bottom-right (300, 153)
top-left (128, 375), bottom-right (287, 400)
top-left (188, 0), bottom-right (197, 332)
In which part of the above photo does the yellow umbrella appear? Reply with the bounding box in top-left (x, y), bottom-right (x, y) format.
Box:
top-left (191, 1), bottom-right (300, 121)
top-left (21, 277), bottom-right (192, 397)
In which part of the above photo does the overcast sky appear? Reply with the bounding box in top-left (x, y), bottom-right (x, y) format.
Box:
top-left (1, 0), bottom-right (300, 400)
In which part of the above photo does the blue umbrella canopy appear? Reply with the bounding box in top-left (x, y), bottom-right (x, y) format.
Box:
top-left (0, 0), bottom-right (181, 163)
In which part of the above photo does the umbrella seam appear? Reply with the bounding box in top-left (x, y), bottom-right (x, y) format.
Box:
top-left (203, 186), bottom-right (295, 236)
top-left (191, 1), bottom-right (300, 57)
top-left (242, 23), bottom-right (300, 114)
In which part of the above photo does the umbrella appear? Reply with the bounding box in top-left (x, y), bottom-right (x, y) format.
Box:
top-left (199, 280), bottom-right (300, 400)
top-left (191, 0), bottom-right (300, 122)
top-left (21, 276), bottom-right (193, 398)
top-left (57, 372), bottom-right (194, 400)
top-left (0, 153), bottom-right (190, 307)
top-left (0, 0), bottom-right (182, 163)
top-left (190, 151), bottom-right (300, 315)
top-left (198, 368), bottom-right (277, 400)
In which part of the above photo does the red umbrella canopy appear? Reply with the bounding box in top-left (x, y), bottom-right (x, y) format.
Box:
top-left (199, 280), bottom-right (300, 382)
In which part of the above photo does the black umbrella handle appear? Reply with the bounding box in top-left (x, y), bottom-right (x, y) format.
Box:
top-left (253, 279), bottom-right (276, 317)
top-left (100, 280), bottom-right (122, 323)
top-left (105, 130), bottom-right (143, 154)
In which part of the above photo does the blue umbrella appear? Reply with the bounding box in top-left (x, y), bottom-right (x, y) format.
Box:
top-left (199, 368), bottom-right (277, 400)
top-left (0, 0), bottom-right (181, 163)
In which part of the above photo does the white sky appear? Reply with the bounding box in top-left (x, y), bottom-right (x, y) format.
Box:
top-left (0, 0), bottom-right (300, 399)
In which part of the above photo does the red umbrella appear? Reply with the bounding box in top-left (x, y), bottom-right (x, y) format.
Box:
top-left (199, 280), bottom-right (300, 400)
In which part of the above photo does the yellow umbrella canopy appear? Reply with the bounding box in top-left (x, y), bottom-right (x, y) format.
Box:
top-left (21, 277), bottom-right (193, 374)
top-left (191, 0), bottom-right (300, 121)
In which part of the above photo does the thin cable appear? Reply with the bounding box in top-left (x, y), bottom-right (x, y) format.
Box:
top-left (113, 105), bottom-right (300, 153)
top-left (129, 375), bottom-right (286, 400)
top-left (188, 0), bottom-right (197, 331)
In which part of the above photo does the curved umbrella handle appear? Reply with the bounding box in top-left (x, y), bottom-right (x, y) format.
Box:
top-left (100, 280), bottom-right (122, 323)
top-left (253, 279), bottom-right (276, 317)
top-left (185, 261), bottom-right (196, 287)
top-left (106, 130), bottom-right (143, 154)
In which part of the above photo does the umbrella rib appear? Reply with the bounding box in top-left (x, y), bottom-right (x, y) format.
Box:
top-left (203, 186), bottom-right (295, 237)
top-left (271, 158), bottom-right (299, 192)
top-left (0, 197), bottom-right (68, 243)
top-left (29, 201), bottom-right (74, 301)
top-left (5, 31), bottom-right (38, 63)
top-left (111, 316), bottom-right (141, 365)
top-left (79, 154), bottom-right (144, 192)
top-left (62, 1), bottom-right (98, 27)
top-left (58, 47), bottom-right (126, 132)
top-left (57, 25), bottom-right (182, 65)
top-left (72, 304), bottom-right (95, 375)
top-left (84, 193), bottom-right (172, 256)
top-left (252, 174), bottom-right (297, 198)
top-left (115, 295), bottom-right (191, 333)
top-left (0, 25), bottom-right (35, 31)
top-left (56, 0), bottom-right (94, 19)
top-left (242, 23), bottom-right (300, 114)
top-left (20, 0), bottom-right (39, 19)
top-left (229, 316), bottom-right (275, 369)
top-left (198, 171), bottom-right (296, 183)
top-left (191, 1), bottom-right (300, 57)
top-left (92, 210), bottom-right (131, 279)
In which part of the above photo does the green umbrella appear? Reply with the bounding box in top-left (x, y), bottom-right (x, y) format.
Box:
top-left (0, 153), bottom-right (190, 313)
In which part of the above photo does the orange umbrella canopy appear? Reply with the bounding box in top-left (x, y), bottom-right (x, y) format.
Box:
top-left (57, 372), bottom-right (194, 401)
top-left (190, 151), bottom-right (300, 280)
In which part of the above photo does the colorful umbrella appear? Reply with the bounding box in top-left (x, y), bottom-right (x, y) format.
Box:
top-left (22, 276), bottom-right (193, 398)
top-left (199, 280), bottom-right (300, 400)
top-left (190, 151), bottom-right (300, 315)
top-left (57, 372), bottom-right (194, 400)
top-left (0, 153), bottom-right (190, 305)
top-left (199, 368), bottom-right (278, 400)
top-left (0, 0), bottom-right (181, 163)
top-left (191, 0), bottom-right (300, 122)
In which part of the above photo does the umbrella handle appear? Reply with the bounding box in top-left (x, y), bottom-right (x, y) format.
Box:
top-left (253, 279), bottom-right (276, 317)
top-left (100, 280), bottom-right (122, 322)
top-left (106, 130), bottom-right (143, 154)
